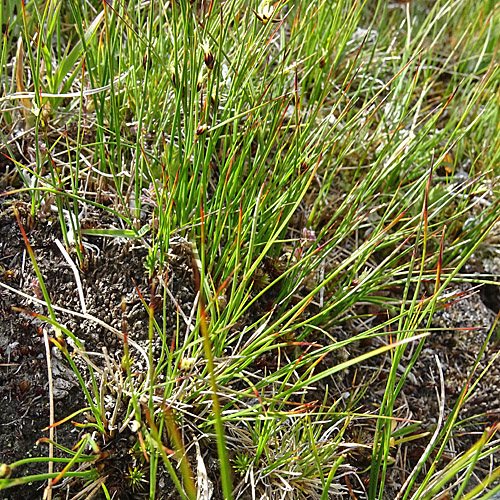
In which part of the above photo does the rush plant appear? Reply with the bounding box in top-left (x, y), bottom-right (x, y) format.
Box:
top-left (1, 0), bottom-right (499, 499)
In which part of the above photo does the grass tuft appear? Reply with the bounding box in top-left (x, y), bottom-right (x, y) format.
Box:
top-left (1, 0), bottom-right (499, 498)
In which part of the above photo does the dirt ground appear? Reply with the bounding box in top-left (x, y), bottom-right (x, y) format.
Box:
top-left (1, 181), bottom-right (500, 499)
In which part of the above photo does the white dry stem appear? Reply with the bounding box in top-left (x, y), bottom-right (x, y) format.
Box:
top-left (99, 367), bottom-right (109, 431)
top-left (165, 284), bottom-right (192, 332)
top-left (108, 376), bottom-right (123, 436)
top-left (101, 346), bottom-right (123, 436)
top-left (102, 346), bottom-right (114, 374)
top-left (68, 476), bottom-right (108, 500)
top-left (42, 327), bottom-right (54, 500)
top-left (54, 239), bottom-right (87, 314)
top-left (185, 291), bottom-right (200, 345)
top-left (0, 68), bottom-right (132, 104)
top-left (193, 433), bottom-right (214, 500)
top-left (48, 205), bottom-right (78, 247)
top-left (396, 354), bottom-right (446, 500)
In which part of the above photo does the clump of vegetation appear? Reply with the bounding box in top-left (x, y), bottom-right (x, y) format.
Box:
top-left (0, 0), bottom-right (499, 499)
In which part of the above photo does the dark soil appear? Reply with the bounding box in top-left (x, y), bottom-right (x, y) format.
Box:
top-left (0, 191), bottom-right (194, 499)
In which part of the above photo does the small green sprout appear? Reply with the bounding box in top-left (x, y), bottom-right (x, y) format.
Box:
top-left (232, 451), bottom-right (252, 476)
top-left (126, 464), bottom-right (148, 492)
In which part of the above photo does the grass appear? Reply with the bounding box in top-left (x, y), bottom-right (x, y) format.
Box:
top-left (0, 0), bottom-right (500, 498)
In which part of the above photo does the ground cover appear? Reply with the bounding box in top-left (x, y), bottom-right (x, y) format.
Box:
top-left (1, 0), bottom-right (500, 499)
